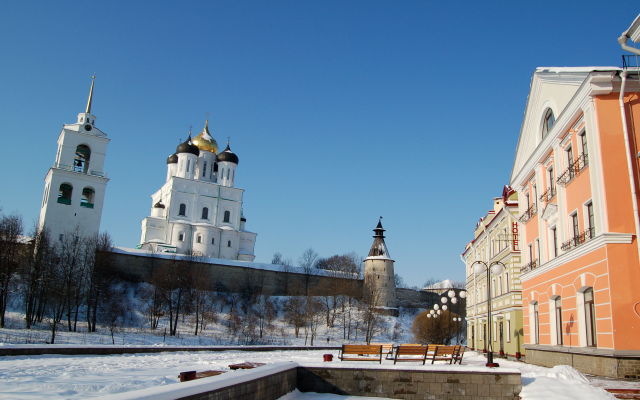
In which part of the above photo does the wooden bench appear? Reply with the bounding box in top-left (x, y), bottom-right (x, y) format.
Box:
top-left (453, 346), bottom-right (466, 364)
top-left (228, 362), bottom-right (266, 370)
top-left (370, 342), bottom-right (395, 359)
top-left (430, 345), bottom-right (460, 364)
top-left (179, 370), bottom-right (225, 382)
top-left (393, 345), bottom-right (429, 365)
top-left (338, 345), bottom-right (383, 363)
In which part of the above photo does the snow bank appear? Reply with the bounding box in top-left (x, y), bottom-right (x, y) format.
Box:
top-left (107, 362), bottom-right (298, 400)
top-left (520, 365), bottom-right (615, 400)
top-left (278, 389), bottom-right (390, 400)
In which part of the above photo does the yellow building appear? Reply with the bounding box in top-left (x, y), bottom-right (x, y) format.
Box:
top-left (462, 186), bottom-right (525, 360)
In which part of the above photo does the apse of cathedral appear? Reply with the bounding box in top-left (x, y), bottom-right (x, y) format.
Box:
top-left (138, 120), bottom-right (257, 261)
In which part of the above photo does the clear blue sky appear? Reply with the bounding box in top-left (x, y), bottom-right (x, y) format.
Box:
top-left (0, 1), bottom-right (636, 286)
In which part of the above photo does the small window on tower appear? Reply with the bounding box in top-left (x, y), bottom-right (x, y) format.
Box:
top-left (227, 240), bottom-right (231, 247)
top-left (178, 233), bottom-right (184, 241)
top-left (211, 238), bottom-right (215, 245)
top-left (57, 183), bottom-right (73, 205)
top-left (203, 162), bottom-right (207, 177)
top-left (186, 160), bottom-right (190, 172)
top-left (201, 207), bottom-right (209, 220)
top-left (223, 210), bottom-right (230, 223)
top-left (196, 235), bottom-right (202, 243)
top-left (178, 203), bottom-right (186, 216)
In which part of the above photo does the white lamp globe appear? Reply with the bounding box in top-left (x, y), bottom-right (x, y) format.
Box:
top-left (473, 263), bottom-right (485, 275)
top-left (491, 263), bottom-right (504, 276)
top-left (442, 305), bottom-right (448, 310)
top-left (451, 297), bottom-right (458, 304)
top-left (459, 291), bottom-right (467, 299)
top-left (448, 290), bottom-right (456, 298)
top-left (430, 310), bottom-right (435, 314)
top-left (441, 297), bottom-right (448, 304)
top-left (427, 314), bottom-right (432, 318)
top-left (434, 314), bottom-right (438, 318)
top-left (437, 310), bottom-right (442, 315)
top-left (434, 304), bottom-right (440, 310)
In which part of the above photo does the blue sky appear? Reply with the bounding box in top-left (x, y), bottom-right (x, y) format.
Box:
top-left (0, 1), bottom-right (636, 286)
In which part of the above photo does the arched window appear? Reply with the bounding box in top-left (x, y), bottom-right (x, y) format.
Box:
top-left (211, 238), bottom-right (215, 245)
top-left (57, 183), bottom-right (73, 205)
top-left (81, 187), bottom-right (95, 208)
top-left (178, 233), bottom-right (184, 241)
top-left (201, 207), bottom-right (209, 219)
top-left (202, 162), bottom-right (207, 177)
top-left (542, 108), bottom-right (555, 138)
top-left (227, 240), bottom-right (231, 247)
top-left (554, 297), bottom-right (563, 345)
top-left (223, 210), bottom-right (230, 223)
top-left (196, 235), bottom-right (202, 243)
top-left (178, 203), bottom-right (187, 216)
top-left (74, 145), bottom-right (91, 173)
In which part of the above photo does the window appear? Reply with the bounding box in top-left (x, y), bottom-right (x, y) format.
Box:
top-left (223, 210), bottom-right (230, 223)
top-left (555, 297), bottom-right (563, 345)
top-left (59, 234), bottom-right (64, 241)
top-left (567, 146), bottom-right (574, 179)
top-left (203, 162), bottom-right (207, 177)
top-left (548, 167), bottom-right (555, 192)
top-left (227, 169), bottom-right (230, 179)
top-left (201, 207), bottom-right (209, 220)
top-left (536, 238), bottom-right (541, 264)
top-left (572, 213), bottom-right (579, 239)
top-left (586, 202), bottom-right (595, 236)
top-left (196, 235), bottom-right (202, 243)
top-left (211, 238), bottom-right (215, 245)
top-left (505, 272), bottom-right (509, 293)
top-left (552, 228), bottom-right (558, 257)
top-left (81, 187), bottom-right (95, 208)
top-left (232, 170), bottom-right (235, 181)
top-left (220, 168), bottom-right (225, 180)
top-left (542, 108), bottom-right (555, 138)
top-left (584, 288), bottom-right (597, 347)
top-left (57, 183), bottom-right (73, 205)
top-left (534, 302), bottom-right (540, 344)
top-left (580, 131), bottom-right (588, 162)
top-left (178, 233), bottom-right (184, 241)
top-left (178, 203), bottom-right (186, 216)
top-left (227, 240), bottom-right (231, 247)
top-left (528, 243), bottom-right (533, 263)
top-left (186, 160), bottom-right (190, 172)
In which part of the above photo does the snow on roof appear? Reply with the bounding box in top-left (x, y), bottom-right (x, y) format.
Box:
top-left (114, 247), bottom-right (357, 278)
top-left (535, 66), bottom-right (619, 74)
top-left (422, 279), bottom-right (464, 291)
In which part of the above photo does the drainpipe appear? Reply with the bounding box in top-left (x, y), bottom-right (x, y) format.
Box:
top-left (619, 35), bottom-right (640, 56)
top-left (618, 70), bottom-right (640, 259)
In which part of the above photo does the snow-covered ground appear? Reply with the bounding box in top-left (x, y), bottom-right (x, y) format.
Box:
top-left (0, 348), bottom-right (635, 399)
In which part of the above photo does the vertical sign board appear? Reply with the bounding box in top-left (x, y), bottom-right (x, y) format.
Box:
top-left (512, 222), bottom-right (519, 251)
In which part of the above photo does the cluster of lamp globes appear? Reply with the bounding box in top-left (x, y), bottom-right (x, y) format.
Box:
top-left (426, 289), bottom-right (467, 319)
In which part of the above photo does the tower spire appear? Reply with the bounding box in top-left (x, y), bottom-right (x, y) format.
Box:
top-left (85, 75), bottom-right (95, 114)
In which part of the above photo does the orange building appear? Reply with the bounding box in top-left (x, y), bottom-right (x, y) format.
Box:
top-left (509, 22), bottom-right (640, 377)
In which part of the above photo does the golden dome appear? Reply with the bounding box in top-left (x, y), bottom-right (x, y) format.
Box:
top-left (192, 120), bottom-right (218, 154)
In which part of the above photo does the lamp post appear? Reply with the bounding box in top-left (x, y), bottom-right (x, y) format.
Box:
top-left (472, 260), bottom-right (505, 368)
top-left (453, 317), bottom-right (463, 345)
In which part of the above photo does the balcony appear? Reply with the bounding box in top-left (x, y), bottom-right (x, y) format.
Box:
top-left (53, 162), bottom-right (106, 178)
top-left (519, 203), bottom-right (538, 223)
top-left (521, 259), bottom-right (538, 274)
top-left (561, 227), bottom-right (595, 252)
top-left (539, 186), bottom-right (556, 202)
top-left (57, 197), bottom-right (71, 205)
top-left (556, 153), bottom-right (588, 186)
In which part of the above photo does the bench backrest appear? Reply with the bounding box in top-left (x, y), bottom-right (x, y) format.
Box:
top-left (396, 345), bottom-right (428, 356)
top-left (370, 342), bottom-right (394, 351)
top-left (426, 344), bottom-right (439, 352)
top-left (342, 345), bottom-right (382, 355)
top-left (435, 345), bottom-right (457, 356)
top-left (399, 343), bottom-right (423, 346)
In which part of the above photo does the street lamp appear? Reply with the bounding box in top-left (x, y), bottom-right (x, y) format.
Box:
top-left (472, 260), bottom-right (505, 368)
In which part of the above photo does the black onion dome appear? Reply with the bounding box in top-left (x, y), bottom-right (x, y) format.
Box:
top-left (176, 135), bottom-right (200, 156)
top-left (154, 201), bottom-right (165, 209)
top-left (217, 143), bottom-right (239, 164)
top-left (166, 154), bottom-right (178, 164)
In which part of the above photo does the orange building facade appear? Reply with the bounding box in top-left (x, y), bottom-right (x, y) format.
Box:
top-left (509, 66), bottom-right (640, 378)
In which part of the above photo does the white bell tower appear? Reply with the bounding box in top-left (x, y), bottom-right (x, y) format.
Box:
top-left (38, 76), bottom-right (111, 242)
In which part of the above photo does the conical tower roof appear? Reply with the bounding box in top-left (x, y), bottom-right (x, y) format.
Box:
top-left (367, 218), bottom-right (391, 259)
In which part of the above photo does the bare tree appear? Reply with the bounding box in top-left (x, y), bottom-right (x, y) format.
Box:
top-left (21, 224), bottom-right (55, 329)
top-left (86, 232), bottom-right (114, 332)
top-left (298, 248), bottom-right (318, 295)
top-left (188, 255), bottom-right (209, 335)
top-left (359, 284), bottom-right (388, 344)
top-left (0, 212), bottom-right (24, 327)
top-left (412, 309), bottom-right (460, 345)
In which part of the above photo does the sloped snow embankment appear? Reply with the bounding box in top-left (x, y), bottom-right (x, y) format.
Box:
top-left (520, 365), bottom-right (615, 400)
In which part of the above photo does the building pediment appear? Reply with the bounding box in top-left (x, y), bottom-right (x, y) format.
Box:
top-left (540, 203), bottom-right (558, 222)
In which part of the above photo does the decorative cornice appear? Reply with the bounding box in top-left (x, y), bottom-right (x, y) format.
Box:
top-left (520, 233), bottom-right (634, 282)
top-left (540, 203), bottom-right (558, 222)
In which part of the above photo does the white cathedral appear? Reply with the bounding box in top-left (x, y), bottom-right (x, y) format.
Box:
top-left (137, 122), bottom-right (257, 261)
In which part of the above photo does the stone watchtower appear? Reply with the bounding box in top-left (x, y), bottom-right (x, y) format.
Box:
top-left (364, 219), bottom-right (397, 314)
